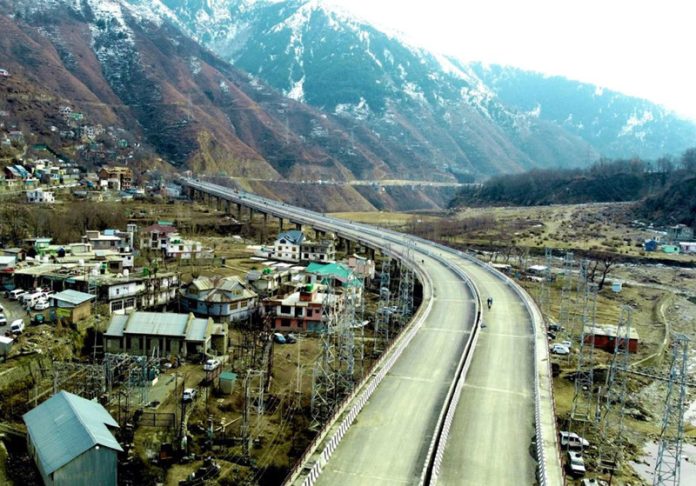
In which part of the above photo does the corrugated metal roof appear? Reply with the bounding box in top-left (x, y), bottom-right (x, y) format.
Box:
top-left (186, 318), bottom-right (211, 342)
top-left (23, 391), bottom-right (122, 475)
top-left (276, 230), bottom-right (304, 245)
top-left (104, 315), bottom-right (128, 337)
top-left (53, 289), bottom-right (95, 305)
top-left (123, 312), bottom-right (190, 337)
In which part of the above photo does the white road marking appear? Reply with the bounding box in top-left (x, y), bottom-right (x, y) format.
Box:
top-left (463, 383), bottom-right (532, 399)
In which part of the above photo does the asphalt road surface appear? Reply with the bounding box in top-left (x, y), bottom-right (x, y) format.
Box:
top-left (437, 255), bottom-right (535, 485)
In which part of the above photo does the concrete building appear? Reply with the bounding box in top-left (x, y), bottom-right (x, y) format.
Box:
top-left (246, 267), bottom-right (299, 296)
top-left (26, 189), bottom-right (55, 204)
top-left (180, 276), bottom-right (257, 322)
top-left (104, 311), bottom-right (226, 357)
top-left (583, 324), bottom-right (640, 354)
top-left (82, 229), bottom-right (134, 252)
top-left (273, 230), bottom-right (305, 262)
top-left (300, 240), bottom-right (336, 263)
top-left (14, 265), bottom-right (178, 315)
top-left (678, 242), bottom-right (696, 253)
top-left (264, 284), bottom-right (343, 332)
top-left (51, 289), bottom-right (95, 323)
top-left (98, 166), bottom-right (132, 190)
top-left (347, 254), bottom-right (376, 280)
top-left (164, 236), bottom-right (212, 260)
top-left (140, 223), bottom-right (179, 251)
top-left (23, 391), bottom-right (122, 486)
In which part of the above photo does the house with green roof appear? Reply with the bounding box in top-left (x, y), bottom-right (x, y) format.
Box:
top-left (23, 390), bottom-right (122, 486)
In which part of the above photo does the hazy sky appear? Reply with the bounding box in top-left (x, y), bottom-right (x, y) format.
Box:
top-left (325, 0), bottom-right (696, 121)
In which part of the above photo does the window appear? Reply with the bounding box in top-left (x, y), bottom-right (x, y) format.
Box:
top-left (281, 319), bottom-right (291, 327)
top-left (280, 305), bottom-right (292, 314)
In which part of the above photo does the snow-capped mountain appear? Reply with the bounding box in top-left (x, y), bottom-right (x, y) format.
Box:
top-left (470, 63), bottom-right (696, 160)
top-left (152, 0), bottom-right (601, 178)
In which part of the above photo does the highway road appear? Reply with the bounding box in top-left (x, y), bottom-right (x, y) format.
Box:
top-left (437, 254), bottom-right (535, 485)
top-left (316, 252), bottom-right (475, 485)
top-left (177, 178), bottom-right (554, 485)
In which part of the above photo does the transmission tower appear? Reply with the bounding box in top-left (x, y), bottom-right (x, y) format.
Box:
top-left (557, 252), bottom-right (575, 330)
top-left (311, 279), bottom-right (338, 429)
top-left (653, 335), bottom-right (690, 486)
top-left (396, 260), bottom-right (414, 327)
top-left (538, 248), bottom-right (552, 318)
top-left (372, 252), bottom-right (392, 355)
top-left (568, 282), bottom-right (599, 447)
top-left (242, 369), bottom-right (265, 460)
top-left (597, 306), bottom-right (634, 474)
top-left (335, 279), bottom-right (356, 398)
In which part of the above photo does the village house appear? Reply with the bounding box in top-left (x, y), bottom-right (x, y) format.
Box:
top-left (104, 311), bottom-right (227, 358)
top-left (164, 235), bottom-right (213, 260)
top-left (23, 391), bottom-right (122, 486)
top-left (26, 188), bottom-right (56, 204)
top-left (347, 254), bottom-right (376, 280)
top-left (273, 230), bottom-right (305, 262)
top-left (678, 242), bottom-right (696, 254)
top-left (180, 276), bottom-right (257, 322)
top-left (264, 283), bottom-right (344, 332)
top-left (300, 239), bottom-right (336, 263)
top-left (245, 267), bottom-right (299, 296)
top-left (139, 223), bottom-right (179, 251)
top-left (98, 166), bottom-right (132, 190)
top-left (584, 324), bottom-right (640, 354)
top-left (51, 289), bottom-right (95, 324)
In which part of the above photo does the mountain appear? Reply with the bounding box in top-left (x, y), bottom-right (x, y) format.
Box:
top-left (153, 0), bottom-right (599, 179)
top-left (470, 63), bottom-right (696, 160)
top-left (1, 0), bottom-right (430, 183)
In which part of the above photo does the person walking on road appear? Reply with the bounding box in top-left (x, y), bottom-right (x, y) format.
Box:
top-left (487, 297), bottom-right (493, 309)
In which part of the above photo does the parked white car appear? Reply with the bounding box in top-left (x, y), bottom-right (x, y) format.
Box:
top-left (203, 359), bottom-right (221, 371)
top-left (10, 319), bottom-right (25, 334)
top-left (551, 343), bottom-right (570, 355)
top-left (34, 299), bottom-right (50, 311)
top-left (561, 340), bottom-right (572, 349)
top-left (0, 314), bottom-right (7, 326)
top-left (567, 451), bottom-right (586, 477)
top-left (560, 430), bottom-right (590, 449)
top-left (183, 388), bottom-right (197, 402)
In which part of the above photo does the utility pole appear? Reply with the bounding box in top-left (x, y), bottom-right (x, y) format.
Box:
top-left (653, 334), bottom-right (690, 486)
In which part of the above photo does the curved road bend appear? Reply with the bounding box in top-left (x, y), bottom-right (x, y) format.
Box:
top-left (316, 252), bottom-right (476, 485)
top-left (436, 253), bottom-right (536, 485)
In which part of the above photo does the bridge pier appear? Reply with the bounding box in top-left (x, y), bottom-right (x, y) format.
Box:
top-left (279, 217), bottom-right (284, 231)
top-left (236, 203), bottom-right (242, 220)
top-left (295, 222), bottom-right (302, 231)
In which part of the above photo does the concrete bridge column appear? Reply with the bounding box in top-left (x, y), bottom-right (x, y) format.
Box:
top-left (262, 213), bottom-right (268, 243)
top-left (278, 217), bottom-right (284, 231)
top-left (236, 203), bottom-right (242, 220)
top-left (295, 222), bottom-right (302, 231)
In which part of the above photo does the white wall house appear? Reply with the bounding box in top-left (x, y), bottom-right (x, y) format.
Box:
top-left (273, 230), bottom-right (305, 263)
top-left (26, 189), bottom-right (55, 204)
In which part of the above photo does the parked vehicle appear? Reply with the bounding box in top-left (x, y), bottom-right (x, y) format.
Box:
top-left (10, 319), bottom-right (25, 334)
top-left (561, 340), bottom-right (572, 349)
top-left (560, 431), bottom-right (590, 449)
top-left (551, 343), bottom-right (570, 355)
top-left (34, 299), bottom-right (50, 311)
top-left (273, 332), bottom-right (287, 344)
top-left (285, 333), bottom-right (297, 344)
top-left (7, 289), bottom-right (26, 300)
top-left (21, 292), bottom-right (44, 309)
top-left (567, 451), bottom-right (586, 477)
top-left (548, 323), bottom-right (562, 332)
top-left (0, 314), bottom-right (7, 326)
top-left (183, 388), bottom-right (197, 402)
top-left (203, 359), bottom-right (220, 371)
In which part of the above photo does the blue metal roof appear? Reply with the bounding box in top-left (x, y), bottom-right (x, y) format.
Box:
top-left (23, 391), bottom-right (122, 475)
top-left (53, 289), bottom-right (95, 305)
top-left (277, 230), bottom-right (305, 245)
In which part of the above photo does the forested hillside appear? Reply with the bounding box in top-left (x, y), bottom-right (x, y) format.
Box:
top-left (451, 149), bottom-right (696, 228)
